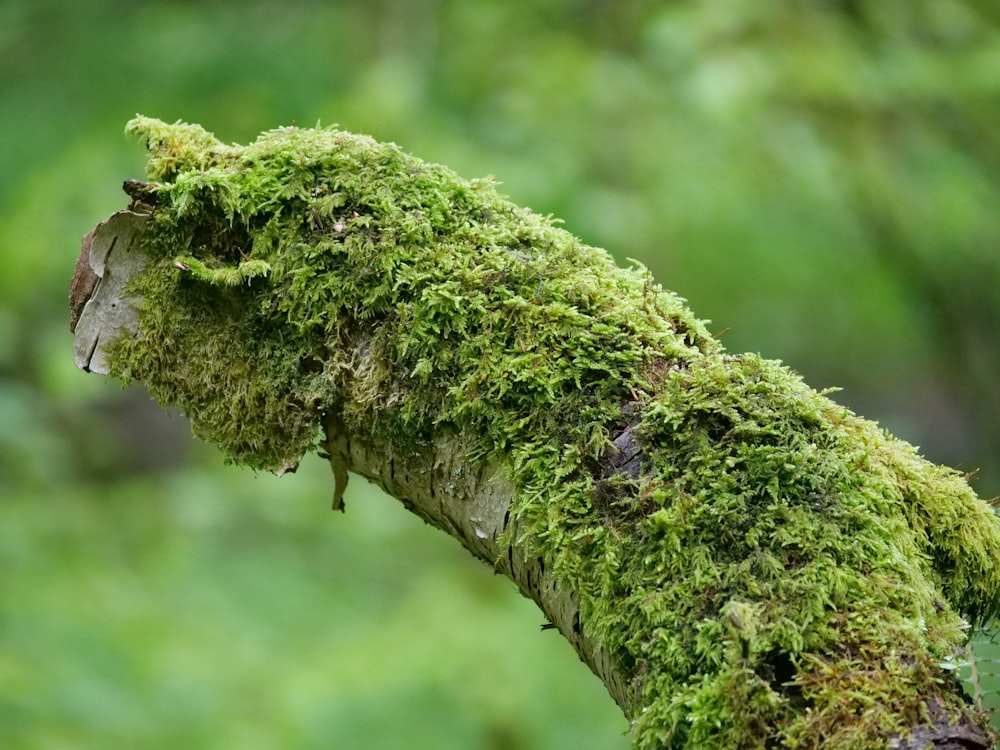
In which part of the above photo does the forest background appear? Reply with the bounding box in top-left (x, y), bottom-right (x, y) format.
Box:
top-left (2, 1), bottom-right (999, 748)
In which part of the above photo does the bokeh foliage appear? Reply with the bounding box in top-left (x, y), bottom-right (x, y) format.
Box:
top-left (1, 1), bottom-right (998, 748)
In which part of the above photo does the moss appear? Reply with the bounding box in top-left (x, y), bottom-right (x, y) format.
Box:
top-left (108, 117), bottom-right (1000, 748)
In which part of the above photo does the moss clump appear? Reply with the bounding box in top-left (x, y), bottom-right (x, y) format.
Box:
top-left (109, 117), bottom-right (1000, 748)
top-left (608, 354), bottom-right (999, 747)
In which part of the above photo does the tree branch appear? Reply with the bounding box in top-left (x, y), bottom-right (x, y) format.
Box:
top-left (326, 421), bottom-right (634, 712)
top-left (70, 117), bottom-right (1000, 749)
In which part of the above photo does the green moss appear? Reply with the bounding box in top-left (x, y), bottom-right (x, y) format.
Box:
top-left (108, 117), bottom-right (1000, 748)
top-left (173, 255), bottom-right (271, 286)
top-left (616, 354), bottom-right (997, 747)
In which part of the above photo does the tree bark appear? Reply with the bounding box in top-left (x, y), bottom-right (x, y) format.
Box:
top-left (70, 117), bottom-right (1000, 749)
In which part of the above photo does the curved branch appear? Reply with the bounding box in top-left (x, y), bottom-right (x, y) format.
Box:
top-left (69, 118), bottom-right (1000, 750)
top-left (330, 422), bottom-right (635, 711)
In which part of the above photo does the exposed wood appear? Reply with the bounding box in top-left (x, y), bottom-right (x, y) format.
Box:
top-left (71, 210), bottom-right (149, 373)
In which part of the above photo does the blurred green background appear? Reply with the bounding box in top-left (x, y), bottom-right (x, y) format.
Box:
top-left (2, 1), bottom-right (999, 748)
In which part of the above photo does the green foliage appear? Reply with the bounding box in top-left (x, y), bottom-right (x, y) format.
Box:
top-left (0, 463), bottom-right (627, 750)
top-left (4, 2), bottom-right (1000, 748)
top-left (106, 117), bottom-right (1000, 748)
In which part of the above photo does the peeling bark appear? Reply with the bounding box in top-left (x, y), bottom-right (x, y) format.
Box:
top-left (71, 208), bottom-right (150, 373)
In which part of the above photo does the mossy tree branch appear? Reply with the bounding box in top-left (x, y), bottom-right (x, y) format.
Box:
top-left (71, 117), bottom-right (1000, 750)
